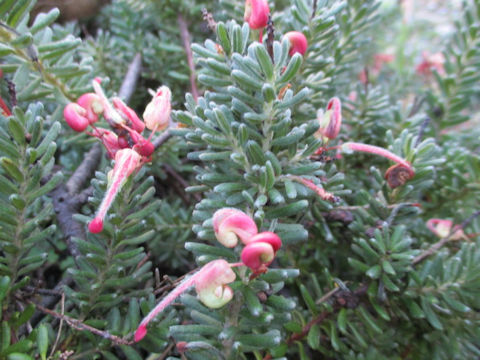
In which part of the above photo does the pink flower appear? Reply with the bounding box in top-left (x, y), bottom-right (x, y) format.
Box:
top-left (315, 97), bottom-right (342, 141)
top-left (212, 208), bottom-right (258, 247)
top-left (63, 103), bottom-right (90, 132)
top-left (241, 232), bottom-right (282, 273)
top-left (426, 219), bottom-right (453, 239)
top-left (92, 79), bottom-right (125, 127)
top-left (112, 97), bottom-right (145, 133)
top-left (76, 93), bottom-right (103, 125)
top-left (91, 128), bottom-right (122, 159)
top-left (284, 31), bottom-right (308, 56)
top-left (143, 86), bottom-right (172, 132)
top-left (134, 259), bottom-right (236, 342)
top-left (244, 0), bottom-right (270, 30)
top-left (88, 148), bottom-right (142, 233)
top-left (416, 51), bottom-right (445, 77)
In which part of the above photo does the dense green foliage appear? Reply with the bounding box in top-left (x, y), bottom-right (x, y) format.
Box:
top-left (0, 0), bottom-right (479, 359)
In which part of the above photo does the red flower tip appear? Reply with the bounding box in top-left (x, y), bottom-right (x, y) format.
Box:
top-left (284, 31), bottom-right (308, 56)
top-left (63, 103), bottom-right (90, 132)
top-left (88, 217), bottom-right (104, 234)
top-left (244, 0), bottom-right (270, 30)
top-left (134, 324), bottom-right (147, 342)
top-left (134, 139), bottom-right (154, 158)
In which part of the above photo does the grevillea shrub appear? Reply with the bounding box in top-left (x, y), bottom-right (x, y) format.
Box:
top-left (0, 0), bottom-right (479, 359)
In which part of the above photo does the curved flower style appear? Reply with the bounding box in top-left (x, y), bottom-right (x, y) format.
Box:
top-left (241, 232), bottom-right (282, 273)
top-left (212, 208), bottom-right (258, 247)
top-left (134, 259), bottom-right (236, 342)
top-left (244, 0), bottom-right (269, 30)
top-left (315, 97), bottom-right (342, 141)
top-left (88, 148), bottom-right (142, 233)
top-left (284, 31), bottom-right (308, 56)
top-left (341, 142), bottom-right (415, 188)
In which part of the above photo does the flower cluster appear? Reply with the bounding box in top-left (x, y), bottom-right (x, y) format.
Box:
top-left (213, 208), bottom-right (282, 274)
top-left (63, 80), bottom-right (172, 233)
top-left (134, 208), bottom-right (282, 342)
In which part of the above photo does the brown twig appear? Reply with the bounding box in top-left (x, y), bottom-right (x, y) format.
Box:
top-left (6, 78), bottom-right (17, 107)
top-left (202, 8), bottom-right (217, 32)
top-left (30, 301), bottom-right (133, 345)
top-left (163, 163), bottom-right (201, 202)
top-left (66, 144), bottom-right (102, 195)
top-left (50, 293), bottom-right (65, 357)
top-left (414, 116), bottom-right (430, 147)
top-left (118, 53), bottom-right (142, 102)
top-left (177, 14), bottom-right (199, 102)
top-left (157, 342), bottom-right (176, 360)
top-left (312, 0), bottom-right (318, 19)
top-left (266, 15), bottom-right (275, 62)
top-left (413, 210), bottom-right (480, 265)
top-left (153, 129), bottom-right (172, 149)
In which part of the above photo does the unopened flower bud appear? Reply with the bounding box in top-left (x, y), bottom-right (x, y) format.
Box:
top-left (143, 86), bottom-right (172, 132)
top-left (384, 163), bottom-right (415, 189)
top-left (244, 0), bottom-right (269, 30)
top-left (63, 103), bottom-right (90, 132)
top-left (77, 93), bottom-right (103, 125)
top-left (284, 31), bottom-right (308, 56)
top-left (212, 208), bottom-right (258, 247)
top-left (315, 97), bottom-right (342, 141)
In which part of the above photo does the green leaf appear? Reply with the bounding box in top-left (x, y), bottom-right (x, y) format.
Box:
top-left (337, 308), bottom-right (347, 334)
top-left (300, 284), bottom-right (318, 315)
top-left (366, 264), bottom-right (381, 279)
top-left (254, 43), bottom-right (274, 81)
top-left (36, 325), bottom-right (48, 360)
top-left (242, 286), bottom-right (263, 317)
top-left (265, 200), bottom-right (308, 219)
top-left (421, 297), bottom-right (443, 330)
top-left (307, 324), bottom-right (321, 350)
top-left (277, 53), bottom-right (303, 84)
